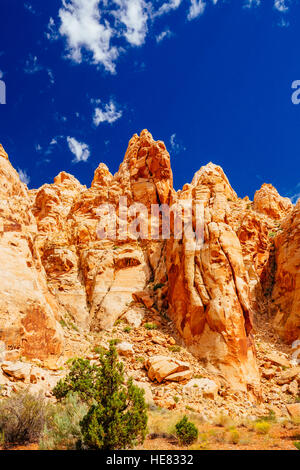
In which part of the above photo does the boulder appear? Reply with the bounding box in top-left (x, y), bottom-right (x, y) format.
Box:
top-left (183, 378), bottom-right (219, 400)
top-left (123, 308), bottom-right (144, 328)
top-left (286, 403), bottom-right (300, 418)
top-left (1, 361), bottom-right (31, 382)
top-left (116, 342), bottom-right (134, 357)
top-left (145, 355), bottom-right (190, 383)
top-left (276, 367), bottom-right (300, 385)
top-left (264, 353), bottom-right (290, 369)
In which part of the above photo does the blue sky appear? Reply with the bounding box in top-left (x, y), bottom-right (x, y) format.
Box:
top-left (0, 0), bottom-right (299, 202)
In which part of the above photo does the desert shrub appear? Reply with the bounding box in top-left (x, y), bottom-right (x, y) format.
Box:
top-left (168, 345), bottom-right (181, 353)
top-left (53, 358), bottom-right (100, 402)
top-left (39, 393), bottom-right (88, 450)
top-left (175, 416), bottom-right (198, 446)
top-left (144, 323), bottom-right (158, 330)
top-left (294, 441), bottom-right (300, 450)
top-left (256, 410), bottom-right (276, 423)
top-left (79, 343), bottom-right (148, 450)
top-left (229, 429), bottom-right (240, 444)
top-left (0, 390), bottom-right (46, 446)
top-left (254, 421), bottom-right (271, 435)
top-left (54, 342), bottom-right (147, 450)
top-left (214, 413), bottom-right (235, 429)
top-left (123, 326), bottom-right (132, 333)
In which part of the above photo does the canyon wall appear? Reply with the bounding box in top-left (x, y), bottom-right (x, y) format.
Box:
top-left (0, 132), bottom-right (298, 397)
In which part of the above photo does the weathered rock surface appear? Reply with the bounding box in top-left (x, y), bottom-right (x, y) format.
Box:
top-left (1, 361), bottom-right (31, 382)
top-left (145, 355), bottom-right (191, 383)
top-left (0, 148), bottom-right (64, 360)
top-left (183, 378), bottom-right (219, 400)
top-left (166, 163), bottom-right (261, 397)
top-left (0, 130), bottom-right (298, 401)
top-left (271, 200), bottom-right (300, 343)
top-left (253, 183), bottom-right (293, 220)
top-left (286, 403), bottom-right (300, 418)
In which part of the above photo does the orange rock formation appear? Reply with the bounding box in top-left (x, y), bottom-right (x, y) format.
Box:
top-left (0, 130), bottom-right (298, 398)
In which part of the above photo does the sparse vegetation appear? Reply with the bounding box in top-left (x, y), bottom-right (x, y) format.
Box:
top-left (254, 421), bottom-right (271, 435)
top-left (39, 393), bottom-right (88, 450)
top-left (229, 429), bottom-right (240, 444)
top-left (79, 343), bottom-right (148, 450)
top-left (214, 413), bottom-right (235, 429)
top-left (144, 323), bottom-right (158, 330)
top-left (0, 390), bottom-right (46, 446)
top-left (123, 326), bottom-right (132, 333)
top-left (175, 416), bottom-right (198, 446)
top-left (168, 345), bottom-right (181, 353)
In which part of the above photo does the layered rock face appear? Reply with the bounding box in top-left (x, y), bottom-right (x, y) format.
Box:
top-left (0, 132), bottom-right (298, 398)
top-left (166, 165), bottom-right (261, 396)
top-left (0, 145), bottom-right (63, 359)
top-left (272, 200), bottom-right (300, 342)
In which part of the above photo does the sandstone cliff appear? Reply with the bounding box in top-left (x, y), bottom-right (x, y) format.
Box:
top-left (0, 132), bottom-right (298, 400)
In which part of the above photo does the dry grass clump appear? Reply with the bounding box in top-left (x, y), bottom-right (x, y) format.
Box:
top-left (0, 390), bottom-right (46, 446)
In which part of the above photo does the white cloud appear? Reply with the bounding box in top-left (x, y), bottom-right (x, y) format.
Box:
top-left (290, 183), bottom-right (300, 204)
top-left (67, 137), bottom-right (90, 163)
top-left (156, 29), bottom-right (173, 43)
top-left (46, 17), bottom-right (59, 40)
top-left (187, 0), bottom-right (206, 21)
top-left (277, 16), bottom-right (290, 27)
top-left (93, 100), bottom-right (123, 126)
top-left (17, 168), bottom-right (30, 185)
top-left (58, 0), bottom-right (119, 73)
top-left (170, 133), bottom-right (186, 154)
top-left (274, 0), bottom-right (289, 12)
top-left (244, 0), bottom-right (261, 8)
top-left (24, 55), bottom-right (43, 74)
top-left (24, 3), bottom-right (36, 14)
top-left (291, 192), bottom-right (300, 203)
top-left (154, 0), bottom-right (182, 17)
top-left (113, 0), bottom-right (149, 46)
top-left (48, 69), bottom-right (55, 84)
top-left (24, 55), bottom-right (54, 85)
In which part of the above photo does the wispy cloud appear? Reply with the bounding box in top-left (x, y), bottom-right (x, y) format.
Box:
top-left (113, 0), bottom-right (149, 46)
top-left (289, 182), bottom-right (300, 204)
top-left (156, 29), bottom-right (173, 43)
top-left (49, 0), bottom-right (292, 73)
top-left (57, 0), bottom-right (119, 73)
top-left (187, 0), bottom-right (206, 21)
top-left (243, 0), bottom-right (261, 8)
top-left (93, 99), bottom-right (123, 126)
top-left (274, 0), bottom-right (289, 13)
top-left (24, 54), bottom-right (54, 85)
top-left (67, 137), bottom-right (90, 163)
top-left (170, 133), bottom-right (186, 154)
top-left (24, 55), bottom-right (43, 74)
top-left (17, 168), bottom-right (30, 185)
top-left (154, 0), bottom-right (183, 17)
top-left (24, 3), bottom-right (36, 14)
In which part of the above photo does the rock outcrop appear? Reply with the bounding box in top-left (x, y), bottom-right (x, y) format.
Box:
top-left (271, 200), bottom-right (300, 343)
top-left (0, 130), bottom-right (298, 400)
top-left (0, 148), bottom-right (64, 360)
top-left (253, 183), bottom-right (293, 220)
top-left (166, 163), bottom-right (261, 397)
